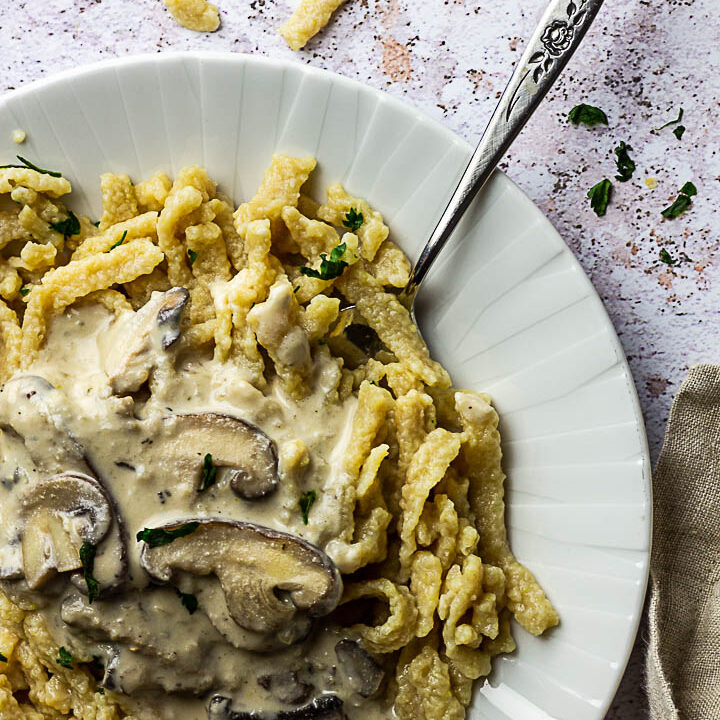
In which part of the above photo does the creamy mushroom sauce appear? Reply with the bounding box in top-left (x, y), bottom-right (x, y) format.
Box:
top-left (0, 302), bottom-right (392, 720)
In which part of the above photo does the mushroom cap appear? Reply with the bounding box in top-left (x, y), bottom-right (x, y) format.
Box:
top-left (0, 376), bottom-right (89, 476)
top-left (20, 472), bottom-right (113, 589)
top-left (140, 519), bottom-right (342, 637)
top-left (334, 639), bottom-right (384, 698)
top-left (104, 287), bottom-right (189, 394)
top-left (207, 694), bottom-right (346, 720)
top-left (22, 472), bottom-right (113, 544)
top-left (162, 413), bottom-right (279, 499)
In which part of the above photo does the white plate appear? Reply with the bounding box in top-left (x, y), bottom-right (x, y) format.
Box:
top-left (0, 52), bottom-right (651, 720)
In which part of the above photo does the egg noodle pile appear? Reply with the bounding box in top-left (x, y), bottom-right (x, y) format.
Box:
top-left (0, 155), bottom-right (557, 719)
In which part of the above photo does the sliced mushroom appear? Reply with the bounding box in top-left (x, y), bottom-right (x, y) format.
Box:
top-left (21, 472), bottom-right (125, 591)
top-left (258, 671), bottom-right (314, 705)
top-left (208, 694), bottom-right (346, 720)
top-left (140, 520), bottom-right (342, 646)
top-left (103, 287), bottom-right (189, 394)
top-left (0, 376), bottom-right (89, 476)
top-left (334, 640), bottom-right (384, 698)
top-left (161, 413), bottom-right (278, 499)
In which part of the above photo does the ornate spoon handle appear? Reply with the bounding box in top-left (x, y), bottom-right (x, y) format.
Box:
top-left (403, 0), bottom-right (605, 301)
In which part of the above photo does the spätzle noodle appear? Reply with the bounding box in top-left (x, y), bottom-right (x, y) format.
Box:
top-left (278, 0), bottom-right (348, 50)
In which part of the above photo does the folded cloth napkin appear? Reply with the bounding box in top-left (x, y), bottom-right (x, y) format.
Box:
top-left (646, 364), bottom-right (720, 719)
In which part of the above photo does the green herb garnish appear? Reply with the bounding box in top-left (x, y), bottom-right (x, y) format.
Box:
top-left (50, 210), bottom-right (80, 236)
top-left (587, 179), bottom-right (612, 216)
top-left (567, 104), bottom-right (608, 127)
top-left (97, 687), bottom-right (105, 695)
top-left (614, 141), bottom-right (635, 182)
top-left (187, 249), bottom-right (198, 266)
top-left (57, 647), bottom-right (74, 669)
top-left (177, 589), bottom-right (199, 615)
top-left (92, 220), bottom-right (100, 228)
top-left (299, 490), bottom-right (317, 525)
top-left (342, 207), bottom-right (364, 232)
top-left (300, 242), bottom-right (348, 281)
top-left (673, 125), bottom-right (686, 140)
top-left (0, 155), bottom-right (62, 177)
top-left (107, 230), bottom-right (128, 252)
top-left (0, 652), bottom-right (7, 663)
top-left (198, 453), bottom-right (217, 492)
top-left (659, 249), bottom-right (677, 266)
top-left (79, 542), bottom-right (100, 604)
top-left (656, 108), bottom-right (684, 131)
top-left (136, 522), bottom-right (200, 548)
top-left (661, 182), bottom-right (697, 219)
top-left (19, 286), bottom-right (30, 297)
top-left (679, 181), bottom-right (697, 197)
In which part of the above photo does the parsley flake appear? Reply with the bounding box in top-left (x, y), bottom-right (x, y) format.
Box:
top-left (0, 652), bottom-right (7, 663)
top-left (299, 242), bottom-right (348, 281)
top-left (19, 286), bottom-right (30, 297)
top-left (299, 490), bottom-right (317, 525)
top-left (567, 104), bottom-right (609, 127)
top-left (187, 249), bottom-right (198, 265)
top-left (342, 207), bottom-right (364, 232)
top-left (587, 179), bottom-right (613, 217)
top-left (177, 589), bottom-right (199, 615)
top-left (79, 542), bottom-right (100, 604)
top-left (136, 522), bottom-right (200, 548)
top-left (614, 141), bottom-right (636, 182)
top-left (107, 230), bottom-right (128, 252)
top-left (659, 248), bottom-right (677, 266)
top-left (661, 182), bottom-right (697, 219)
top-left (0, 155), bottom-right (62, 177)
top-left (656, 108), bottom-right (684, 131)
top-left (679, 181), bottom-right (697, 197)
top-left (57, 647), bottom-right (74, 669)
top-left (673, 125), bottom-right (686, 140)
top-left (198, 453), bottom-right (217, 492)
top-left (50, 211), bottom-right (81, 236)
top-left (97, 687), bottom-right (105, 695)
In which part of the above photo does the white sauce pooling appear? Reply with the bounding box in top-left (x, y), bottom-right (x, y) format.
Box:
top-left (0, 302), bottom-right (390, 720)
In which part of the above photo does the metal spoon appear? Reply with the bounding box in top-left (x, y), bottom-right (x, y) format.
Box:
top-left (396, 0), bottom-right (605, 314)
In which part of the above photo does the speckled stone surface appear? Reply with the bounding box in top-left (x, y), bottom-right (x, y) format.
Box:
top-left (2, 0), bottom-right (718, 716)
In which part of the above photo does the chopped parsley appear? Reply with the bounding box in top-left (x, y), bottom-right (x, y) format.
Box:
top-left (79, 542), bottom-right (100, 604)
top-left (659, 248), bottom-right (677, 266)
top-left (57, 647), bottom-right (74, 669)
top-left (19, 286), bottom-right (30, 297)
top-left (50, 210), bottom-right (80, 236)
top-left (567, 104), bottom-right (608, 127)
top-left (0, 155), bottom-right (62, 177)
top-left (198, 453), bottom-right (217, 492)
top-left (177, 589), bottom-right (199, 615)
top-left (299, 242), bottom-right (348, 281)
top-left (136, 522), bottom-right (200, 548)
top-left (299, 490), bottom-right (317, 525)
top-left (673, 125), bottom-right (686, 140)
top-left (97, 687), bottom-right (105, 695)
top-left (0, 652), bottom-right (6, 663)
top-left (661, 182), bottom-right (697, 219)
top-left (587, 179), bottom-right (612, 217)
top-left (92, 220), bottom-right (101, 228)
top-left (107, 230), bottom-right (128, 252)
top-left (342, 207), bottom-right (364, 232)
top-left (655, 108), bottom-right (684, 131)
top-left (187, 249), bottom-right (199, 266)
top-left (613, 141), bottom-right (635, 182)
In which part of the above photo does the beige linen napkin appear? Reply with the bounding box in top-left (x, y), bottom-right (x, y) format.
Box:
top-left (646, 364), bottom-right (720, 719)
